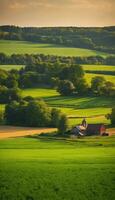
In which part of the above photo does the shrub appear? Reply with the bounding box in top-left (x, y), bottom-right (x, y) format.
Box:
top-left (58, 114), bottom-right (69, 134)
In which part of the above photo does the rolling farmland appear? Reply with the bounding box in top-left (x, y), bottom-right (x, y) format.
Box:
top-left (0, 40), bottom-right (112, 57)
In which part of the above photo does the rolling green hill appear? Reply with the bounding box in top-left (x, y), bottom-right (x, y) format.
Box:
top-left (0, 40), bottom-right (111, 57)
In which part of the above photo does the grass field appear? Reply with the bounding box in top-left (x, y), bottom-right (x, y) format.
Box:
top-left (0, 65), bottom-right (24, 71)
top-left (21, 88), bottom-right (114, 125)
top-left (0, 137), bottom-right (115, 200)
top-left (0, 104), bottom-right (5, 112)
top-left (85, 73), bottom-right (115, 84)
top-left (83, 64), bottom-right (115, 72)
top-left (0, 40), bottom-right (112, 57)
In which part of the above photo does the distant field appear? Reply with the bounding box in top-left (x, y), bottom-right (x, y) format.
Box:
top-left (85, 73), bottom-right (115, 84)
top-left (83, 64), bottom-right (115, 72)
top-left (0, 40), bottom-right (111, 57)
top-left (0, 104), bottom-right (5, 112)
top-left (0, 137), bottom-right (115, 200)
top-left (0, 65), bottom-right (24, 71)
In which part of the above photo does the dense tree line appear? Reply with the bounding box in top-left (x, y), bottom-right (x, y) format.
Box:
top-left (0, 53), bottom-right (115, 66)
top-left (0, 26), bottom-right (115, 53)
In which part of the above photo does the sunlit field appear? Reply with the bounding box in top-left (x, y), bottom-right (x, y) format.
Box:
top-left (0, 40), bottom-right (111, 57)
top-left (85, 73), bottom-right (115, 84)
top-left (0, 137), bottom-right (115, 200)
top-left (0, 65), bottom-right (24, 71)
top-left (83, 64), bottom-right (115, 72)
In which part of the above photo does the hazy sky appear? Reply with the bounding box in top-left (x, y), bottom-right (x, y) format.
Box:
top-left (0, 0), bottom-right (115, 27)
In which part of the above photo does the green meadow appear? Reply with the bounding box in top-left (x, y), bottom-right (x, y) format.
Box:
top-left (0, 137), bottom-right (115, 200)
top-left (0, 65), bottom-right (24, 71)
top-left (0, 40), bottom-right (111, 57)
top-left (83, 64), bottom-right (115, 72)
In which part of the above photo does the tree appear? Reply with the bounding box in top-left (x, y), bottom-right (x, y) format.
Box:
top-left (0, 85), bottom-right (9, 103)
top-left (0, 69), bottom-right (8, 85)
top-left (6, 75), bottom-right (18, 88)
top-left (57, 80), bottom-right (75, 96)
top-left (8, 88), bottom-right (21, 102)
top-left (58, 114), bottom-right (69, 134)
top-left (59, 65), bottom-right (84, 85)
top-left (0, 86), bottom-right (21, 103)
top-left (108, 108), bottom-right (115, 125)
top-left (25, 100), bottom-right (51, 127)
top-left (51, 108), bottom-right (62, 127)
top-left (0, 110), bottom-right (4, 124)
top-left (5, 101), bottom-right (22, 125)
top-left (91, 76), bottom-right (106, 95)
top-left (75, 78), bottom-right (89, 95)
top-left (5, 100), bottom-right (52, 127)
top-left (100, 81), bottom-right (115, 96)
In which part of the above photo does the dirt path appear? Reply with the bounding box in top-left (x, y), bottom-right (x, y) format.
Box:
top-left (107, 128), bottom-right (115, 136)
top-left (0, 126), bottom-right (57, 139)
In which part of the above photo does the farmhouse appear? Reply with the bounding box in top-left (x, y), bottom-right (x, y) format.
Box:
top-left (86, 124), bottom-right (106, 136)
top-left (71, 123), bottom-right (107, 136)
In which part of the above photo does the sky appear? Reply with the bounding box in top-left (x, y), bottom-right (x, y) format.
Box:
top-left (0, 0), bottom-right (115, 27)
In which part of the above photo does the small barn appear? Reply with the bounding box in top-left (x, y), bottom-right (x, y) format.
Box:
top-left (86, 124), bottom-right (106, 136)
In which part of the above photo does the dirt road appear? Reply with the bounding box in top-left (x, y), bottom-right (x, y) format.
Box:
top-left (107, 128), bottom-right (115, 136)
top-left (0, 126), bottom-right (57, 139)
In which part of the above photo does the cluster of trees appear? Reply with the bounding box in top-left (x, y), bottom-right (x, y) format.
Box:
top-left (0, 60), bottom-right (115, 104)
top-left (0, 53), bottom-right (115, 66)
top-left (0, 86), bottom-right (21, 103)
top-left (57, 76), bottom-right (115, 97)
top-left (4, 99), bottom-right (69, 132)
top-left (0, 26), bottom-right (115, 53)
top-left (0, 69), bottom-right (21, 103)
top-left (91, 76), bottom-right (115, 96)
